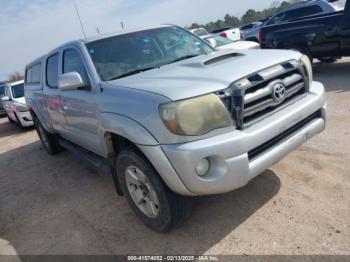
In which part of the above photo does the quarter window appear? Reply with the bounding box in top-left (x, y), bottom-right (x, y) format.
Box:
top-left (31, 63), bottom-right (41, 83)
top-left (46, 53), bottom-right (59, 88)
top-left (26, 63), bottom-right (41, 84)
top-left (63, 49), bottom-right (90, 88)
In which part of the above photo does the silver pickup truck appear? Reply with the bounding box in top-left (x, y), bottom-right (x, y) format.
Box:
top-left (25, 25), bottom-right (326, 232)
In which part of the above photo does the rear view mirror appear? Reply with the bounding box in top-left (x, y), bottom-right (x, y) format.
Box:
top-left (58, 72), bottom-right (84, 91)
top-left (1, 96), bottom-right (10, 102)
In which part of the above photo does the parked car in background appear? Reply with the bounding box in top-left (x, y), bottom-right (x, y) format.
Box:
top-left (26, 25), bottom-right (326, 232)
top-left (264, 0), bottom-right (344, 26)
top-left (260, 0), bottom-right (349, 63)
top-left (189, 27), bottom-right (209, 37)
top-left (201, 34), bottom-right (260, 50)
top-left (0, 83), bottom-right (6, 116)
top-left (244, 0), bottom-right (344, 42)
top-left (240, 22), bottom-right (263, 42)
top-left (211, 26), bottom-right (241, 41)
top-left (1, 80), bottom-right (33, 127)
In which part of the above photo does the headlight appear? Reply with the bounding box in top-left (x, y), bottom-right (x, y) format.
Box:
top-left (159, 94), bottom-right (233, 136)
top-left (300, 55), bottom-right (313, 86)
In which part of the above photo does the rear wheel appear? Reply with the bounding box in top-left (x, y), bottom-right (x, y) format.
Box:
top-left (116, 146), bottom-right (190, 232)
top-left (34, 116), bottom-right (62, 155)
top-left (317, 57), bottom-right (337, 63)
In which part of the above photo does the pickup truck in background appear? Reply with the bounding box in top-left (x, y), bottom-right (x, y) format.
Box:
top-left (260, 0), bottom-right (350, 62)
top-left (211, 26), bottom-right (241, 41)
top-left (25, 25), bottom-right (326, 232)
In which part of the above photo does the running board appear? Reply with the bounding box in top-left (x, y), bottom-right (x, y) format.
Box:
top-left (59, 138), bottom-right (112, 175)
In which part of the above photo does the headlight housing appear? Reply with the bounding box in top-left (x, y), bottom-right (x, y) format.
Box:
top-left (300, 55), bottom-right (313, 87)
top-left (159, 94), bottom-right (233, 136)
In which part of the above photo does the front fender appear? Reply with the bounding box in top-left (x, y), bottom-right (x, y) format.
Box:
top-left (100, 112), bottom-right (158, 146)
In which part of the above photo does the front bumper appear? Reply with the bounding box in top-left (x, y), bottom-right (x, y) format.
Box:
top-left (16, 111), bottom-right (34, 127)
top-left (160, 82), bottom-right (326, 195)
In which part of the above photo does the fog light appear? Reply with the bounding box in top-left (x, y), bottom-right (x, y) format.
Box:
top-left (195, 158), bottom-right (210, 176)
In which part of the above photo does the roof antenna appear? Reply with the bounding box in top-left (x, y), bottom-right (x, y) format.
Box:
top-left (72, 0), bottom-right (87, 40)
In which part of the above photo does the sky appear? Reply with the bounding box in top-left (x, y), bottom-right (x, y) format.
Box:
top-left (0, 0), bottom-right (273, 80)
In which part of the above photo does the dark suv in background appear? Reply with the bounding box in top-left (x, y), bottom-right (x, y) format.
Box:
top-left (243, 0), bottom-right (345, 42)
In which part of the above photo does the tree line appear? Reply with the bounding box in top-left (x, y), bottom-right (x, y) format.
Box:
top-left (1, 0), bottom-right (303, 83)
top-left (188, 0), bottom-right (302, 32)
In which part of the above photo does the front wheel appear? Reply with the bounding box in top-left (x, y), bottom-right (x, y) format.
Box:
top-left (34, 116), bottom-right (62, 155)
top-left (116, 146), bottom-right (190, 232)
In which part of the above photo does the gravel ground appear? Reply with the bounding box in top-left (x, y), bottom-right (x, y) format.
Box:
top-left (0, 58), bottom-right (349, 256)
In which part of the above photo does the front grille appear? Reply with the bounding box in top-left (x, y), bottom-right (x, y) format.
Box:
top-left (217, 60), bottom-right (309, 129)
top-left (247, 110), bottom-right (322, 161)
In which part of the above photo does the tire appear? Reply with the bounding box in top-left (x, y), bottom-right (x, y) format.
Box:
top-left (317, 57), bottom-right (337, 63)
top-left (14, 113), bottom-right (25, 130)
top-left (33, 116), bottom-right (62, 155)
top-left (7, 114), bottom-right (15, 124)
top-left (116, 146), bottom-right (190, 232)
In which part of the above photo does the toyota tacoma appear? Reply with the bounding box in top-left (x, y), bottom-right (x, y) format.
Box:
top-left (25, 25), bottom-right (326, 232)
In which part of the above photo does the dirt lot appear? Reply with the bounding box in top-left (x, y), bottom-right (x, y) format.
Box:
top-left (0, 58), bottom-right (349, 256)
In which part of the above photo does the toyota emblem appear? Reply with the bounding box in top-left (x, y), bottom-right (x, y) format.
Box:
top-left (272, 82), bottom-right (286, 102)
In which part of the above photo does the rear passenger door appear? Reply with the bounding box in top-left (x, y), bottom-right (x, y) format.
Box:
top-left (58, 47), bottom-right (102, 155)
top-left (44, 52), bottom-right (67, 133)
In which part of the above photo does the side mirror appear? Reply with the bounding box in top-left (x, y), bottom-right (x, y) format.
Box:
top-left (58, 72), bottom-right (84, 91)
top-left (1, 96), bottom-right (10, 102)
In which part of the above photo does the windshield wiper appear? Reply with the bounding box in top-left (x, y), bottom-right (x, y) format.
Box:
top-left (108, 66), bottom-right (158, 80)
top-left (168, 54), bottom-right (200, 64)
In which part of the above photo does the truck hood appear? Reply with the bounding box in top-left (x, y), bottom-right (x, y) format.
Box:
top-left (108, 49), bottom-right (302, 101)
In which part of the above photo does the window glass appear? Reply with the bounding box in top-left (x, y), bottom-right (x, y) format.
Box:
top-left (25, 68), bottom-right (32, 84)
top-left (267, 12), bottom-right (287, 25)
top-left (46, 54), bottom-right (59, 88)
top-left (86, 26), bottom-right (213, 81)
top-left (11, 83), bottom-right (24, 98)
top-left (285, 5), bottom-right (323, 19)
top-left (0, 84), bottom-right (5, 96)
top-left (31, 63), bottom-right (41, 83)
top-left (63, 49), bottom-right (90, 87)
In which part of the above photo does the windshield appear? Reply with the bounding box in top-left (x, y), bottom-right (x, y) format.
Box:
top-left (11, 83), bottom-right (24, 98)
top-left (86, 26), bottom-right (214, 81)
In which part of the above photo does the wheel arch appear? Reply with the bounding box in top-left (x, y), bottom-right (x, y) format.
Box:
top-left (100, 113), bottom-right (192, 196)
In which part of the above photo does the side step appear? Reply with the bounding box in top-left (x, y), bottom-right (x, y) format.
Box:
top-left (59, 138), bottom-right (113, 175)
